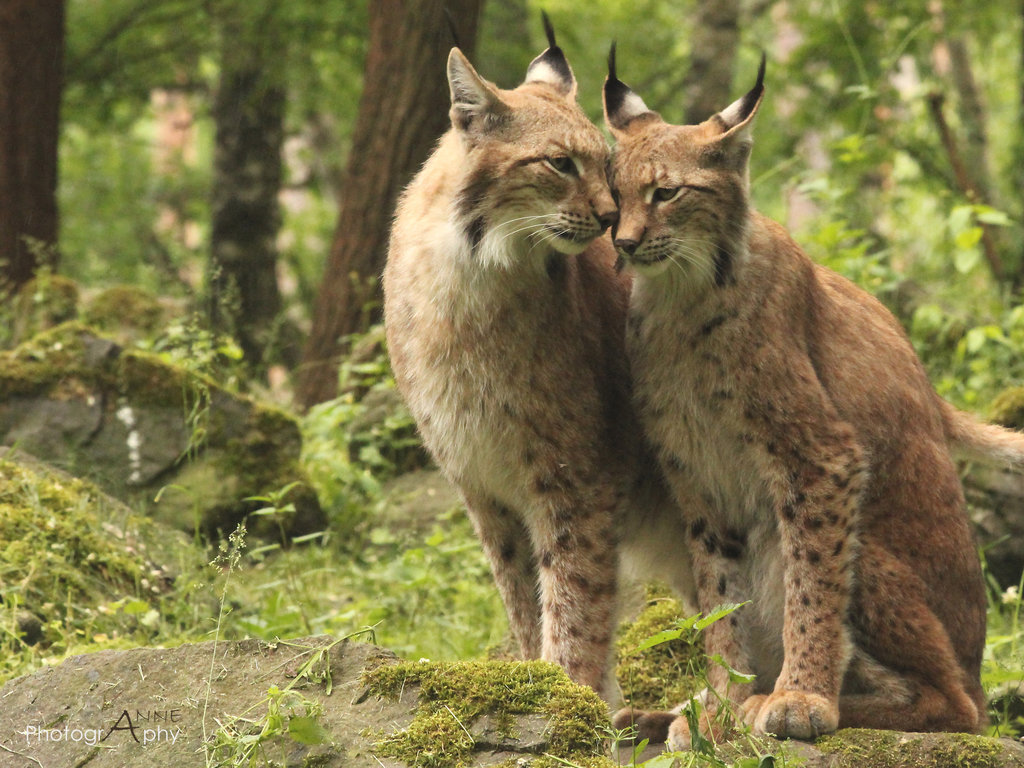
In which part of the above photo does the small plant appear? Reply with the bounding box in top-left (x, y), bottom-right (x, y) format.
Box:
top-left (983, 559), bottom-right (1024, 738)
top-left (616, 602), bottom-right (786, 768)
top-left (203, 638), bottom-right (352, 767)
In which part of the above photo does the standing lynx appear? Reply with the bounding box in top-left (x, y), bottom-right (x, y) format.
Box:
top-left (602, 50), bottom-right (1021, 743)
top-left (383, 25), bottom-right (694, 695)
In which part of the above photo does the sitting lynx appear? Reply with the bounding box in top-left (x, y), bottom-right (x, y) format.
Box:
top-left (383, 23), bottom-right (694, 696)
top-left (602, 49), bottom-right (1021, 743)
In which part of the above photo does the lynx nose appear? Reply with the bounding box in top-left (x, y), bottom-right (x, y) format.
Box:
top-left (614, 238), bottom-right (640, 256)
top-left (597, 210), bottom-right (619, 232)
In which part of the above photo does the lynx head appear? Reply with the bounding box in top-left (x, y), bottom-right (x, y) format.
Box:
top-left (447, 16), bottom-right (617, 269)
top-left (602, 46), bottom-right (765, 286)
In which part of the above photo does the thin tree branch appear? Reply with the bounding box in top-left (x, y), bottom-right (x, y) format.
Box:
top-left (926, 91), bottom-right (1005, 283)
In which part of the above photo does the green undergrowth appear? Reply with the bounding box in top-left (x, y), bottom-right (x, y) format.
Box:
top-left (0, 455), bottom-right (209, 683)
top-left (616, 587), bottom-right (705, 711)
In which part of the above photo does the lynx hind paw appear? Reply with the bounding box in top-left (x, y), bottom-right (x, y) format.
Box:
top-left (665, 708), bottom-right (733, 752)
top-left (754, 690), bottom-right (839, 740)
top-left (612, 708), bottom-right (676, 744)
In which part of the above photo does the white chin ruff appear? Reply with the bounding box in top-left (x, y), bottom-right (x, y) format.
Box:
top-left (628, 257), bottom-right (674, 277)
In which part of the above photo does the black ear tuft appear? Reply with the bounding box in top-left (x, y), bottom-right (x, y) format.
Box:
top-left (603, 43), bottom-right (632, 124)
top-left (738, 52), bottom-right (766, 121)
top-left (603, 43), bottom-right (657, 133)
top-left (443, 7), bottom-right (460, 48)
top-left (524, 12), bottom-right (576, 96)
top-left (541, 10), bottom-right (557, 49)
top-left (719, 52), bottom-right (766, 130)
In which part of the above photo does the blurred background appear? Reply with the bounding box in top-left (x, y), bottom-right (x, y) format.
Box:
top-left (3, 0), bottom-right (1022, 411)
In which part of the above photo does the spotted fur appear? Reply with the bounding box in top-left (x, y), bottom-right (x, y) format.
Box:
top-left (604, 54), bottom-right (994, 743)
top-left (383, 33), bottom-right (695, 696)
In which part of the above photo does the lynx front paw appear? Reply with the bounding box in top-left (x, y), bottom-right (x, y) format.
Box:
top-left (752, 690), bottom-right (838, 740)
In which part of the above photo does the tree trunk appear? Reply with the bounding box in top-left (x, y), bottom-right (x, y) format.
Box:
top-left (1016, 0), bottom-right (1024, 285)
top-left (0, 0), bottom-right (65, 294)
top-left (208, 10), bottom-right (286, 368)
top-left (681, 0), bottom-right (741, 124)
top-left (295, 0), bottom-right (482, 410)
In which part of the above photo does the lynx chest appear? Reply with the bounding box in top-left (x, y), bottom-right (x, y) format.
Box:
top-left (392, 283), bottom-right (604, 513)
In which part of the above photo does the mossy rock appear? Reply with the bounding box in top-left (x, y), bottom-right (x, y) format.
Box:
top-left (990, 387), bottom-right (1024, 430)
top-left (0, 451), bottom-right (201, 682)
top-left (0, 637), bottom-right (618, 768)
top-left (7, 272), bottom-right (79, 347)
top-left (363, 659), bottom-right (616, 767)
top-left (0, 323), bottom-right (324, 541)
top-left (82, 284), bottom-right (167, 344)
top-left (806, 727), bottom-right (1024, 768)
top-left (615, 588), bottom-right (704, 711)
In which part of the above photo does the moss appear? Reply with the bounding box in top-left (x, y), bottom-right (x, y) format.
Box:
top-left (615, 588), bottom-right (704, 711)
top-left (10, 273), bottom-right (80, 345)
top-left (363, 659), bottom-right (613, 767)
top-left (82, 284), bottom-right (164, 337)
top-left (0, 456), bottom-right (191, 682)
top-left (815, 728), bottom-right (1006, 768)
top-left (0, 322), bottom-right (92, 399)
top-left (990, 387), bottom-right (1024, 430)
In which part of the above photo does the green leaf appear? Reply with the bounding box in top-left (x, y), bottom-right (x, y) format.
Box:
top-left (948, 204), bottom-right (974, 232)
top-left (287, 716), bottom-right (329, 745)
top-left (973, 205), bottom-right (1013, 226)
top-left (633, 628), bottom-right (683, 652)
top-left (121, 599), bottom-right (152, 615)
top-left (694, 602), bottom-right (750, 631)
top-left (953, 245), bottom-right (981, 275)
top-left (954, 226), bottom-right (983, 250)
top-left (708, 654), bottom-right (757, 684)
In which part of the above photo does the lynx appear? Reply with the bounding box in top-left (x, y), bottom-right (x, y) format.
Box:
top-left (383, 23), bottom-right (695, 696)
top-left (602, 49), bottom-right (1022, 744)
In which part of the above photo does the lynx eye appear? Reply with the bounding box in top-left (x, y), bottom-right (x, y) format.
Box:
top-left (544, 155), bottom-right (578, 176)
top-left (652, 186), bottom-right (683, 203)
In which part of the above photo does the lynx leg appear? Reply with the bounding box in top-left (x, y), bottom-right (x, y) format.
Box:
top-left (839, 545), bottom-right (985, 733)
top-left (840, 651), bottom-right (982, 732)
top-left (464, 494), bottom-right (542, 659)
top-left (531, 479), bottom-right (620, 694)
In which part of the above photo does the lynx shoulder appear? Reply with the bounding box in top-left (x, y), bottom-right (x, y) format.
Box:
top-left (383, 26), bottom-right (694, 695)
top-left (601, 49), bottom-right (1019, 742)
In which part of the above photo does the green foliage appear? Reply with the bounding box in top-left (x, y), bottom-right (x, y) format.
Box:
top-left (0, 457), bottom-right (211, 684)
top-left (617, 602), bottom-right (786, 768)
top-left (301, 326), bottom-right (421, 536)
top-left (616, 589), bottom-right (705, 711)
top-left (204, 639), bottom-right (341, 767)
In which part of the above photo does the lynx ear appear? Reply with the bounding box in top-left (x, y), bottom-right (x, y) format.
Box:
top-left (713, 53), bottom-right (766, 140)
top-left (603, 43), bottom-right (659, 136)
top-left (524, 12), bottom-right (576, 97)
top-left (448, 48), bottom-right (507, 132)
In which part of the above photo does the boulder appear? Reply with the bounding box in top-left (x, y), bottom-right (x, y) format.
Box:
top-left (0, 323), bottom-right (323, 540)
top-left (1, 635), bottom-right (1022, 768)
top-left (0, 637), bottom-right (615, 767)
